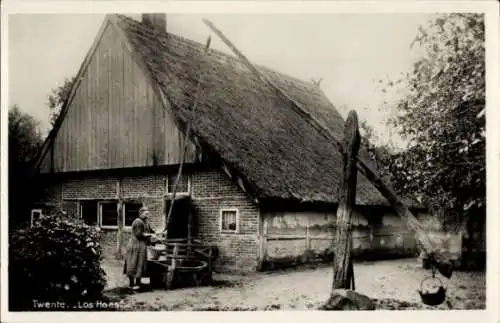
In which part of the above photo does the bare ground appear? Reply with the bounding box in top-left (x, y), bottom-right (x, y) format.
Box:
top-left (102, 258), bottom-right (485, 311)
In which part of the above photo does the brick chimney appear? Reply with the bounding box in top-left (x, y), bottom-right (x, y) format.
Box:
top-left (141, 13), bottom-right (166, 32)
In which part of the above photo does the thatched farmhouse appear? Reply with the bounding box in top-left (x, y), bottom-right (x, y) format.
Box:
top-left (31, 13), bottom-right (428, 272)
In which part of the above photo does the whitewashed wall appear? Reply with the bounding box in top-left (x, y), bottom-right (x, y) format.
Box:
top-left (262, 208), bottom-right (417, 264)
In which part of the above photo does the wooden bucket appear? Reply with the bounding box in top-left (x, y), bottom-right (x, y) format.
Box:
top-left (148, 244), bottom-right (166, 260)
top-left (147, 247), bottom-right (158, 260)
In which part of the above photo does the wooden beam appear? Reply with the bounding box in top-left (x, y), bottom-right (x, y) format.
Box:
top-left (265, 233), bottom-right (404, 241)
top-left (305, 217), bottom-right (311, 250)
top-left (116, 179), bottom-right (123, 259)
top-left (236, 177), bottom-right (249, 193)
top-left (257, 211), bottom-right (266, 271)
top-left (203, 19), bottom-right (453, 278)
top-left (265, 235), bottom-right (308, 241)
top-left (262, 215), bottom-right (268, 266)
top-left (187, 203), bottom-right (193, 244)
top-left (221, 163), bottom-right (233, 178)
top-left (164, 36), bottom-right (212, 235)
top-left (332, 110), bottom-right (359, 290)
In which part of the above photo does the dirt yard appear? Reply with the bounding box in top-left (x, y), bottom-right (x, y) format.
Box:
top-left (102, 258), bottom-right (485, 311)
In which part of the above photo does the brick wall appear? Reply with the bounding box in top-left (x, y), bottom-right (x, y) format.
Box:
top-left (191, 169), bottom-right (260, 272)
top-left (120, 175), bottom-right (165, 198)
top-left (34, 166), bottom-right (261, 272)
top-left (64, 176), bottom-right (117, 199)
top-left (37, 173), bottom-right (166, 259)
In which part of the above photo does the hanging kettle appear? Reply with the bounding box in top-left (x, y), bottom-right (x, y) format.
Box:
top-left (417, 265), bottom-right (447, 306)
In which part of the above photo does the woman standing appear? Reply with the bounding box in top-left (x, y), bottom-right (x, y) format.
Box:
top-left (123, 206), bottom-right (155, 290)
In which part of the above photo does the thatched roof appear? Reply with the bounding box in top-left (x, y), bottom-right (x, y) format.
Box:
top-left (114, 14), bottom-right (411, 207)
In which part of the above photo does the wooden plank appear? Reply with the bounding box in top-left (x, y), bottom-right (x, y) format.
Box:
top-left (161, 197), bottom-right (167, 233)
top-left (66, 94), bottom-right (72, 172)
top-left (135, 68), bottom-right (142, 166)
top-left (131, 56), bottom-right (139, 166)
top-left (193, 249), bottom-right (210, 258)
top-left (124, 44), bottom-right (132, 168)
top-left (151, 58), bottom-right (157, 166)
top-left (265, 235), bottom-right (307, 241)
top-left (165, 254), bottom-right (200, 260)
top-left (165, 242), bottom-right (212, 247)
top-left (88, 43), bottom-right (95, 170)
top-left (309, 236), bottom-right (335, 241)
top-left (166, 238), bottom-right (189, 243)
top-left (109, 33), bottom-right (119, 169)
top-left (152, 86), bottom-right (164, 164)
top-left (171, 244), bottom-right (179, 270)
top-left (104, 41), bottom-right (111, 169)
top-left (140, 59), bottom-right (150, 165)
top-left (73, 95), bottom-right (80, 171)
top-left (208, 247), bottom-right (213, 275)
top-left (93, 36), bottom-right (101, 169)
top-left (107, 33), bottom-right (113, 169)
top-left (141, 71), bottom-right (150, 166)
top-left (79, 73), bottom-right (87, 171)
top-left (92, 35), bottom-right (100, 169)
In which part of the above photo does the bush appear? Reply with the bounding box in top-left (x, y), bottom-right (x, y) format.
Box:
top-left (9, 212), bottom-right (107, 310)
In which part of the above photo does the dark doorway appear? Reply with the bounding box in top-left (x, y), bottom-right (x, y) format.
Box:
top-left (165, 196), bottom-right (196, 239)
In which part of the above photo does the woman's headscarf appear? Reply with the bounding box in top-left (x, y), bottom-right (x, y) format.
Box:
top-left (139, 206), bottom-right (150, 219)
top-left (139, 206), bottom-right (155, 233)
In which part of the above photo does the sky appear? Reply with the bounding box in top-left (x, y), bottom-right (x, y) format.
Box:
top-left (8, 13), bottom-right (434, 145)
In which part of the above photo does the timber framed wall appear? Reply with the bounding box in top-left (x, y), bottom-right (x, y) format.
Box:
top-left (259, 206), bottom-right (419, 268)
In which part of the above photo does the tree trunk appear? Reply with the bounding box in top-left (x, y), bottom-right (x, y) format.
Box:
top-left (332, 110), bottom-right (360, 290)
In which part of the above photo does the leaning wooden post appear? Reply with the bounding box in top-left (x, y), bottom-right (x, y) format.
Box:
top-left (116, 179), bottom-right (123, 259)
top-left (321, 111), bottom-right (374, 310)
top-left (332, 110), bottom-right (360, 290)
top-left (203, 19), bottom-right (454, 279)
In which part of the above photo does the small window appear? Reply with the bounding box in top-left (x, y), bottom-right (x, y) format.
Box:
top-left (100, 202), bottom-right (118, 227)
top-left (80, 201), bottom-right (98, 226)
top-left (220, 209), bottom-right (239, 233)
top-left (31, 209), bottom-right (43, 227)
top-left (167, 173), bottom-right (189, 193)
top-left (124, 202), bottom-right (142, 227)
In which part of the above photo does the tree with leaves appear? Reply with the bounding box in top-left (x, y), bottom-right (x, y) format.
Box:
top-left (378, 13), bottom-right (485, 262)
top-left (47, 76), bottom-right (76, 126)
top-left (8, 105), bottom-right (44, 228)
